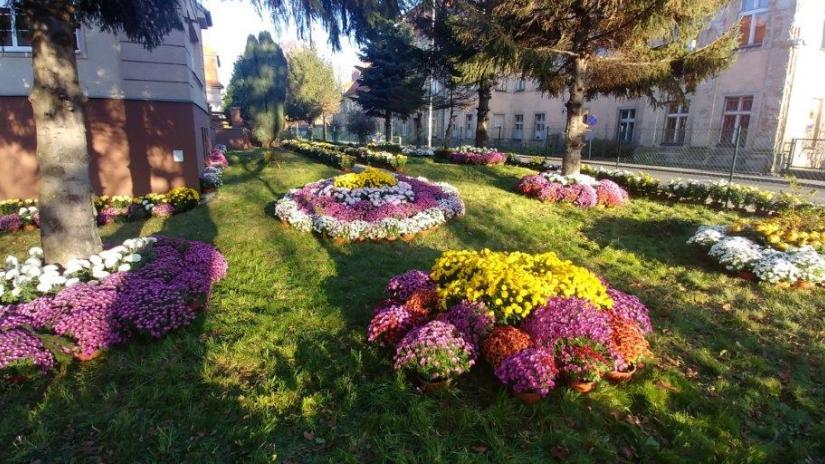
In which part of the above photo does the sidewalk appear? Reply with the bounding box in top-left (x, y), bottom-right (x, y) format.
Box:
top-left (528, 156), bottom-right (825, 203)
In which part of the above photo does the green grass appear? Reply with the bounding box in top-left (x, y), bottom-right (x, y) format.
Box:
top-left (1, 150), bottom-right (824, 463)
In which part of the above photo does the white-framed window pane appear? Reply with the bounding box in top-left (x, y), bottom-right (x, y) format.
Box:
top-left (742, 0), bottom-right (768, 12)
top-left (0, 7), bottom-right (12, 46)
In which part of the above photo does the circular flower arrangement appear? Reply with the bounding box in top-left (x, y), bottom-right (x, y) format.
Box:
top-left (516, 171), bottom-right (629, 208)
top-left (275, 168), bottom-right (465, 241)
top-left (367, 250), bottom-right (654, 399)
top-left (688, 224), bottom-right (825, 287)
top-left (1, 236), bottom-right (227, 377)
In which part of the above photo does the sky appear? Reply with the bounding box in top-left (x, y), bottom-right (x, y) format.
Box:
top-left (201, 0), bottom-right (363, 88)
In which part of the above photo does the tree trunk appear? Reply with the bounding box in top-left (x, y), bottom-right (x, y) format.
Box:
top-left (27, 4), bottom-right (102, 266)
top-left (322, 114), bottom-right (327, 141)
top-left (384, 113), bottom-right (393, 142)
top-left (475, 77), bottom-right (492, 147)
top-left (413, 112), bottom-right (423, 146)
top-left (563, 57), bottom-right (588, 175)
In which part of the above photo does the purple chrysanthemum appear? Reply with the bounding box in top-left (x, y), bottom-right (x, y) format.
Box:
top-left (495, 347), bottom-right (559, 396)
top-left (385, 270), bottom-right (434, 301)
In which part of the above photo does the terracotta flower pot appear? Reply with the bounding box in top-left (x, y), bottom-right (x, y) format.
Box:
top-left (24, 224), bottom-right (37, 232)
top-left (737, 271), bottom-right (755, 281)
top-left (333, 237), bottom-right (348, 245)
top-left (75, 350), bottom-right (102, 362)
top-left (513, 390), bottom-right (543, 404)
top-left (792, 280), bottom-right (812, 289)
top-left (401, 234), bottom-right (415, 242)
top-left (567, 378), bottom-right (596, 394)
top-left (604, 364), bottom-right (637, 383)
top-left (419, 377), bottom-right (451, 393)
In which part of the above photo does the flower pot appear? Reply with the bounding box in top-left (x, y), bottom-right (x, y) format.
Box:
top-left (203, 187), bottom-right (216, 194)
top-left (401, 234), bottom-right (415, 242)
top-left (513, 390), bottom-right (543, 404)
top-left (567, 378), bottom-right (596, 394)
top-left (419, 377), bottom-right (451, 393)
top-left (333, 237), bottom-right (348, 245)
top-left (23, 224), bottom-right (37, 232)
top-left (604, 364), bottom-right (637, 383)
top-left (792, 280), bottom-right (812, 289)
top-left (75, 350), bottom-right (102, 362)
top-left (737, 271), bottom-right (755, 281)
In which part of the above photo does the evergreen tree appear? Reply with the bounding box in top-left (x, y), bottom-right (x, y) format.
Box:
top-left (12, 0), bottom-right (400, 265)
top-left (346, 113), bottom-right (379, 144)
top-left (456, 0), bottom-right (738, 174)
top-left (225, 32), bottom-right (289, 147)
top-left (286, 48), bottom-right (340, 140)
top-left (353, 20), bottom-right (427, 142)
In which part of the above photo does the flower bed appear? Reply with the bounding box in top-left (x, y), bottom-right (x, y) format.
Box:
top-left (283, 139), bottom-right (409, 171)
top-left (282, 139), bottom-right (356, 170)
top-left (0, 236), bottom-right (227, 376)
top-left (342, 146), bottom-right (408, 170)
top-left (401, 146), bottom-right (434, 157)
top-left (275, 168), bottom-right (464, 241)
top-left (445, 146), bottom-right (507, 165)
top-left (582, 165), bottom-right (811, 215)
top-left (516, 172), bottom-right (629, 208)
top-left (688, 224), bottom-right (825, 287)
top-left (368, 250), bottom-right (654, 398)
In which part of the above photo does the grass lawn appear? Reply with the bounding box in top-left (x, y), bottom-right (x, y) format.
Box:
top-left (1, 150), bottom-right (824, 463)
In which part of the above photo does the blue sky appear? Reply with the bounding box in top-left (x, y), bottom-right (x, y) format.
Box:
top-left (201, 0), bottom-right (363, 86)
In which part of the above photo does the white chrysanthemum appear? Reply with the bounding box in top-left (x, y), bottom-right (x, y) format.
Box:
top-left (788, 246), bottom-right (825, 284)
top-left (687, 225), bottom-right (728, 247)
top-left (708, 236), bottom-right (763, 272)
top-left (752, 250), bottom-right (801, 284)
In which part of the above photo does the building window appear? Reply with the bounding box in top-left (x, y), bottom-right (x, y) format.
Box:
top-left (721, 96), bottom-right (753, 145)
top-left (739, 0), bottom-right (768, 48)
top-left (464, 114), bottom-right (474, 133)
top-left (513, 114), bottom-right (524, 140)
top-left (0, 2), bottom-right (31, 51)
top-left (617, 109), bottom-right (636, 143)
top-left (1, 2), bottom-right (81, 52)
top-left (533, 113), bottom-right (546, 140)
top-left (663, 101), bottom-right (689, 145)
top-left (495, 79), bottom-right (508, 92)
top-left (515, 79), bottom-right (526, 92)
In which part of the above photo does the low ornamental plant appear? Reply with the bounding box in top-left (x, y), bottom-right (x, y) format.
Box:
top-left (516, 172), bottom-right (628, 208)
top-left (481, 325), bottom-right (533, 368)
top-left (447, 146), bottom-right (507, 165)
top-left (495, 347), bottom-right (560, 397)
top-left (608, 315), bottom-right (653, 371)
top-left (556, 337), bottom-right (611, 383)
top-left (393, 320), bottom-right (475, 382)
top-left (430, 249), bottom-right (613, 322)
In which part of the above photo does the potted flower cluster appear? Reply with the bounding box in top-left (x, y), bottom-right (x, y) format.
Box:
top-left (282, 139), bottom-right (355, 170)
top-left (445, 146), bottom-right (507, 165)
top-left (394, 320), bottom-right (476, 391)
top-left (516, 171), bottom-right (628, 208)
top-left (367, 250), bottom-right (655, 402)
top-left (0, 236), bottom-right (228, 377)
top-left (274, 168), bottom-right (465, 242)
top-left (688, 223), bottom-right (825, 287)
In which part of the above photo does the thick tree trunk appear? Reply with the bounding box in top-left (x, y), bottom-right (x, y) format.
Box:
top-left (322, 114), bottom-right (327, 141)
top-left (27, 5), bottom-right (102, 265)
top-left (563, 57), bottom-right (588, 175)
top-left (384, 113), bottom-right (393, 142)
top-left (475, 78), bottom-right (492, 147)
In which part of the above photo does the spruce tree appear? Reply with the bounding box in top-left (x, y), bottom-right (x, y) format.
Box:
top-left (456, 0), bottom-right (738, 174)
top-left (225, 33), bottom-right (289, 147)
top-left (353, 21), bottom-right (427, 142)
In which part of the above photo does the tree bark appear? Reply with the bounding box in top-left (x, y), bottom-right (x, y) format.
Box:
top-left (563, 57), bottom-right (588, 175)
top-left (475, 77), bottom-right (492, 147)
top-left (26, 4), bottom-right (102, 265)
top-left (413, 112), bottom-right (423, 146)
top-left (384, 112), bottom-right (393, 142)
top-left (321, 114), bottom-right (327, 141)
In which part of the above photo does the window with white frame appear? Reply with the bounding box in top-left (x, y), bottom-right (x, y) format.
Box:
top-left (0, 2), bottom-right (31, 51)
top-left (1, 1), bottom-right (81, 52)
top-left (617, 109), bottom-right (636, 143)
top-left (721, 96), bottom-right (752, 145)
top-left (739, 0), bottom-right (768, 48)
top-left (663, 101), bottom-right (689, 145)
top-left (464, 114), bottom-right (474, 133)
top-left (513, 114), bottom-right (524, 139)
top-left (515, 79), bottom-right (526, 92)
top-left (533, 113), bottom-right (546, 140)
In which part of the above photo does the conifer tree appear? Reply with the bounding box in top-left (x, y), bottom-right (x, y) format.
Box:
top-left (225, 32), bottom-right (289, 147)
top-left (456, 0), bottom-right (738, 174)
top-left (353, 20), bottom-right (427, 142)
